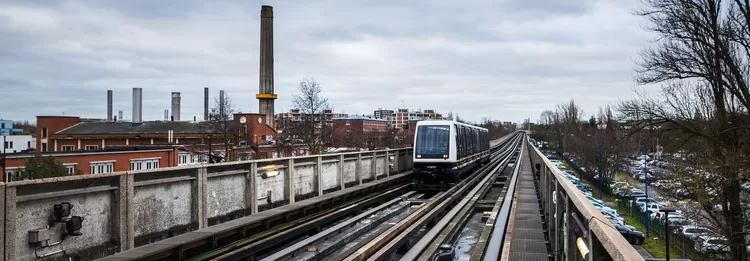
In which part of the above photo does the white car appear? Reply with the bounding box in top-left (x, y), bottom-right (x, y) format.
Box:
top-left (695, 236), bottom-right (729, 254)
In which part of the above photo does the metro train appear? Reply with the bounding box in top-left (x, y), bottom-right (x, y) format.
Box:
top-left (412, 120), bottom-right (490, 184)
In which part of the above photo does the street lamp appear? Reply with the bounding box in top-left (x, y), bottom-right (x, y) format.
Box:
top-left (659, 206), bottom-right (677, 261)
top-left (624, 133), bottom-right (649, 237)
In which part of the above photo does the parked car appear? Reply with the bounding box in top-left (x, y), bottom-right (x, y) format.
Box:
top-left (614, 225), bottom-right (645, 245)
top-left (696, 237), bottom-right (730, 254)
top-left (678, 225), bottom-right (717, 241)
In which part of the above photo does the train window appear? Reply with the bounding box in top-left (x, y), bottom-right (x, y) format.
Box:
top-left (415, 125), bottom-right (451, 158)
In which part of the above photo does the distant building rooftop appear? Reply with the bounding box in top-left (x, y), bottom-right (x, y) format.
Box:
top-left (57, 121), bottom-right (213, 135)
top-left (334, 116), bottom-right (388, 122)
top-left (5, 145), bottom-right (177, 159)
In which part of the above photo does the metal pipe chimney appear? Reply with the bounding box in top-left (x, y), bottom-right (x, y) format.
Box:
top-left (258, 5), bottom-right (277, 129)
top-left (132, 87), bottom-right (142, 123)
top-left (118, 110), bottom-right (123, 122)
top-left (171, 92), bottom-right (181, 121)
top-left (164, 109), bottom-right (169, 121)
top-left (107, 90), bottom-right (113, 121)
top-left (204, 87), bottom-right (209, 121)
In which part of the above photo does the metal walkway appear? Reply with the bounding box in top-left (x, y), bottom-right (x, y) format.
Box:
top-left (504, 148), bottom-right (550, 261)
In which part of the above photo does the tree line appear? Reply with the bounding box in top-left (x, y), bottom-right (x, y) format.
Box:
top-left (535, 0), bottom-right (750, 258)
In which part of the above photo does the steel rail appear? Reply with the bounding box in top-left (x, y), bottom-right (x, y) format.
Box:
top-left (196, 183), bottom-right (411, 261)
top-left (342, 134), bottom-right (524, 261)
top-left (481, 137), bottom-right (526, 261)
top-left (405, 136), bottom-right (522, 260)
top-left (259, 191), bottom-right (418, 261)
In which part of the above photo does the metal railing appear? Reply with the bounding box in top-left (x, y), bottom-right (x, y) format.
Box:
top-left (527, 140), bottom-right (645, 261)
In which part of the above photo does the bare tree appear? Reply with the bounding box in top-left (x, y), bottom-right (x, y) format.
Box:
top-left (289, 77), bottom-right (332, 155)
top-left (624, 0), bottom-right (750, 257)
top-left (205, 92), bottom-right (236, 162)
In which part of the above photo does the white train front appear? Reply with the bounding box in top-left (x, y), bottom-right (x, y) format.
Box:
top-left (412, 120), bottom-right (490, 184)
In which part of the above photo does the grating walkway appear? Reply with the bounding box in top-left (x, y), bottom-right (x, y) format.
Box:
top-left (506, 149), bottom-right (550, 261)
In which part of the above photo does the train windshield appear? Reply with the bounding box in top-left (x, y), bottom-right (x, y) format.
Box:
top-left (416, 125), bottom-right (450, 158)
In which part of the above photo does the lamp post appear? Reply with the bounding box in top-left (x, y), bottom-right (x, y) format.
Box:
top-left (659, 206), bottom-right (677, 261)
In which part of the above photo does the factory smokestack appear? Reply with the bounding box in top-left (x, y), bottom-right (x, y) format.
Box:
top-left (132, 87), bottom-right (142, 123)
top-left (171, 92), bottom-right (181, 121)
top-left (107, 90), bottom-right (113, 121)
top-left (258, 5), bottom-right (277, 129)
top-left (204, 87), bottom-right (209, 121)
top-left (219, 90), bottom-right (225, 114)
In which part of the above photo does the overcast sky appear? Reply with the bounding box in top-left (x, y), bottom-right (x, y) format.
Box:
top-left (0, 0), bottom-right (655, 124)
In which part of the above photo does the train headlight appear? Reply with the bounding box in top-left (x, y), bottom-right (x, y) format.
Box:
top-left (417, 155), bottom-right (422, 158)
top-left (443, 155), bottom-right (448, 158)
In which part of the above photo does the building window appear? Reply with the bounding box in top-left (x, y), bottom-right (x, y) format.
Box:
top-left (90, 161), bottom-right (114, 174)
top-left (42, 142), bottom-right (47, 152)
top-left (64, 164), bottom-right (78, 175)
top-left (85, 145), bottom-right (99, 150)
top-left (4, 167), bottom-right (24, 181)
top-left (3, 141), bottom-right (10, 149)
top-left (61, 145), bottom-right (75, 151)
top-left (27, 141), bottom-right (30, 148)
top-left (131, 158), bottom-right (160, 171)
top-left (42, 128), bottom-right (48, 138)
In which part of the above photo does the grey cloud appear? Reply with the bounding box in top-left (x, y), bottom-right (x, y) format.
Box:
top-left (0, 0), bottom-right (648, 123)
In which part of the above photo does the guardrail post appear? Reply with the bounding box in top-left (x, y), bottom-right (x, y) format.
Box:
top-left (357, 153), bottom-right (363, 185)
top-left (196, 167), bottom-right (208, 229)
top-left (289, 158), bottom-right (296, 204)
top-left (248, 162), bottom-right (258, 214)
top-left (554, 182), bottom-right (561, 261)
top-left (316, 156), bottom-right (323, 196)
top-left (371, 152), bottom-right (377, 180)
top-left (0, 183), bottom-right (5, 260)
top-left (4, 186), bottom-right (15, 261)
top-left (339, 155), bottom-right (345, 190)
top-left (566, 199), bottom-right (577, 260)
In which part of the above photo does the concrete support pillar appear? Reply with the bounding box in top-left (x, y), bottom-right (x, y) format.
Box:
top-left (316, 157), bottom-right (323, 196)
top-left (124, 173), bottom-right (135, 250)
top-left (288, 158), bottom-right (296, 203)
top-left (195, 167), bottom-right (208, 228)
top-left (356, 154), bottom-right (363, 185)
top-left (54, 139), bottom-right (57, 152)
top-left (394, 150), bottom-right (399, 173)
top-left (371, 152), bottom-right (377, 180)
top-left (117, 174), bottom-right (133, 250)
top-left (338, 155), bottom-right (345, 190)
top-left (384, 150), bottom-right (390, 177)
top-left (126, 138), bottom-right (129, 145)
top-left (247, 162), bottom-right (258, 214)
top-left (4, 186), bottom-right (16, 261)
top-left (102, 138), bottom-right (106, 148)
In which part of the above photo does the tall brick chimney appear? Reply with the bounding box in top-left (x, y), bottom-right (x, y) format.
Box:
top-left (257, 5), bottom-right (277, 129)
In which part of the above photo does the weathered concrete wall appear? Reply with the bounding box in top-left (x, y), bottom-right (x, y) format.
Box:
top-left (1, 148), bottom-right (413, 261)
top-left (133, 181), bottom-right (193, 238)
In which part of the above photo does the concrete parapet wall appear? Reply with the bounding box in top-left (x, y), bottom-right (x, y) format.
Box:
top-left (1, 148), bottom-right (413, 261)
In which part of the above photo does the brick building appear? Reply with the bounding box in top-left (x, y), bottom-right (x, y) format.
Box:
top-left (375, 108), bottom-right (443, 128)
top-left (2, 146), bottom-right (181, 182)
top-left (332, 116), bottom-right (389, 148)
